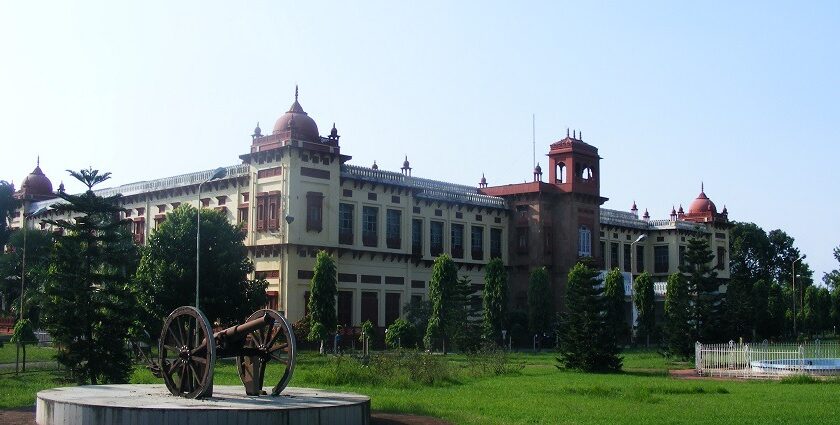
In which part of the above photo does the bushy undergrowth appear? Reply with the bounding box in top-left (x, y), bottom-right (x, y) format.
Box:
top-left (307, 347), bottom-right (523, 388)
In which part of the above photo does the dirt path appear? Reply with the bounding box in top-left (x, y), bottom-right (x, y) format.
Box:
top-left (0, 407), bottom-right (453, 425)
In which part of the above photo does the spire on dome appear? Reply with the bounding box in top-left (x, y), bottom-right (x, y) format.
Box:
top-left (295, 84), bottom-right (299, 102)
top-left (372, 160), bottom-right (378, 170)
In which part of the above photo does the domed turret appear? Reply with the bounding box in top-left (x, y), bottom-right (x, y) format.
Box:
top-left (17, 158), bottom-right (54, 201)
top-left (687, 183), bottom-right (717, 215)
top-left (479, 173), bottom-right (488, 188)
top-left (372, 160), bottom-right (378, 170)
top-left (272, 86), bottom-right (320, 143)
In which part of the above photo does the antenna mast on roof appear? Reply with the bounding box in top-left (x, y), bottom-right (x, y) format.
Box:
top-left (532, 113), bottom-right (536, 169)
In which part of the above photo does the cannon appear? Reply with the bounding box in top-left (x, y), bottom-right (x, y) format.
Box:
top-left (157, 306), bottom-right (296, 399)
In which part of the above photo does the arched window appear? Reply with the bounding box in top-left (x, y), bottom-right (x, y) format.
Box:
top-left (556, 162), bottom-right (567, 184)
top-left (578, 226), bottom-right (592, 257)
top-left (581, 166), bottom-right (593, 181)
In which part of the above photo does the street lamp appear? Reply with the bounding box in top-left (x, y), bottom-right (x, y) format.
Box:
top-left (792, 255), bottom-right (805, 337)
top-left (631, 234), bottom-right (647, 275)
top-left (196, 167), bottom-right (227, 309)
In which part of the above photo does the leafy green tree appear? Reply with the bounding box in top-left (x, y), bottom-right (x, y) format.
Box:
top-left (680, 234), bottom-right (720, 342)
top-left (385, 318), bottom-right (414, 348)
top-left (528, 267), bottom-right (553, 338)
top-left (664, 272), bottom-right (693, 358)
top-left (11, 318), bottom-right (37, 372)
top-left (482, 257), bottom-right (507, 343)
top-left (764, 281), bottom-right (787, 338)
top-left (404, 297), bottom-right (431, 348)
top-left (307, 251), bottom-right (337, 354)
top-left (632, 271), bottom-right (655, 346)
top-left (729, 222), bottom-right (772, 284)
top-left (724, 278), bottom-right (754, 340)
top-left (0, 229), bottom-right (53, 320)
top-left (803, 286), bottom-right (831, 336)
top-left (133, 205), bottom-right (266, 335)
top-left (824, 246), bottom-right (840, 290)
top-left (0, 181), bottom-right (18, 247)
top-left (450, 275), bottom-right (482, 351)
top-left (42, 168), bottom-right (138, 384)
top-left (557, 262), bottom-right (622, 372)
top-left (603, 268), bottom-right (627, 346)
top-left (425, 254), bottom-right (458, 354)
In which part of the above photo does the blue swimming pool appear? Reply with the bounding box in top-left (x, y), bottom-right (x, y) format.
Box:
top-left (750, 358), bottom-right (840, 376)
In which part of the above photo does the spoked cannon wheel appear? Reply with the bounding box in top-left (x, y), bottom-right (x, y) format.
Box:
top-left (159, 306), bottom-right (216, 398)
top-left (236, 309), bottom-right (296, 396)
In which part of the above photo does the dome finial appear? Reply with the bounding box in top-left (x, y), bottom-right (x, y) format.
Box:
top-left (295, 85), bottom-right (299, 102)
top-left (37, 155), bottom-right (40, 167)
top-left (701, 181), bottom-right (704, 194)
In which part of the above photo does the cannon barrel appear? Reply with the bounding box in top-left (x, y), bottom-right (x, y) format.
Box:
top-left (214, 313), bottom-right (275, 341)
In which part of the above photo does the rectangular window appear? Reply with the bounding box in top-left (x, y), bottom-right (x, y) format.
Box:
top-left (430, 221), bottom-right (443, 257)
top-left (306, 192), bottom-right (323, 232)
top-left (361, 275), bottom-right (381, 284)
top-left (337, 291), bottom-right (353, 327)
top-left (717, 247), bottom-right (726, 269)
top-left (679, 245), bottom-right (687, 267)
top-left (368, 192), bottom-right (377, 201)
top-left (339, 203), bottom-right (354, 245)
top-left (517, 228), bottom-right (528, 255)
top-left (338, 273), bottom-right (357, 283)
top-left (385, 276), bottom-right (404, 285)
top-left (268, 194), bottom-right (279, 231)
top-left (636, 245), bottom-right (645, 273)
top-left (491, 228), bottom-right (502, 258)
top-left (623, 243), bottom-right (632, 272)
top-left (578, 226), bottom-right (592, 257)
top-left (654, 245), bottom-right (669, 273)
top-left (411, 280), bottom-right (425, 289)
top-left (343, 189), bottom-right (353, 197)
top-left (238, 206), bottom-right (248, 225)
top-left (362, 206), bottom-right (378, 247)
top-left (386, 209), bottom-right (401, 249)
top-left (451, 223), bottom-right (464, 258)
top-left (216, 196), bottom-right (227, 206)
top-left (412, 219), bottom-right (423, 255)
top-left (610, 242), bottom-right (619, 270)
top-left (256, 195), bottom-right (266, 231)
top-left (471, 226), bottom-right (484, 260)
top-left (385, 293), bottom-right (401, 325)
top-left (361, 292), bottom-right (379, 326)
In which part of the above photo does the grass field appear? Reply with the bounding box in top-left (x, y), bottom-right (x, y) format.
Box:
top-left (3, 349), bottom-right (840, 424)
top-left (0, 343), bottom-right (57, 364)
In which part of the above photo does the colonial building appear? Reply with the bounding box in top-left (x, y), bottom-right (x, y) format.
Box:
top-left (8, 89), bottom-right (731, 329)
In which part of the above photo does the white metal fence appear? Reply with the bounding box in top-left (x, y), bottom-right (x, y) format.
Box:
top-left (695, 340), bottom-right (840, 378)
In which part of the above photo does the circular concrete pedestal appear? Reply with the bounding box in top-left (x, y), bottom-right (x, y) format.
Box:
top-left (36, 384), bottom-right (370, 425)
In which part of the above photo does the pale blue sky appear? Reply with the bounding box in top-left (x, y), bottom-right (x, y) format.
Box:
top-left (2, 1), bottom-right (838, 279)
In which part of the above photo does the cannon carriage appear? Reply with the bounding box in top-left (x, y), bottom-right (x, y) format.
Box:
top-left (157, 306), bottom-right (296, 399)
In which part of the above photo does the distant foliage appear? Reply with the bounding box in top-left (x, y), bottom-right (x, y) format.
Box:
top-left (557, 262), bottom-right (622, 372)
top-left (385, 318), bottom-right (415, 348)
top-left (308, 251), bottom-right (337, 353)
top-left (0, 180), bottom-right (18, 248)
top-left (633, 272), bottom-right (655, 346)
top-left (425, 254), bottom-right (458, 353)
top-left (482, 258), bottom-right (508, 343)
top-left (528, 267), bottom-right (553, 337)
top-left (603, 268), bottom-right (628, 346)
top-left (664, 273), bottom-right (692, 358)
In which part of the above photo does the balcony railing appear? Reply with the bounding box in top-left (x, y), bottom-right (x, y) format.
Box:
top-left (362, 233), bottom-right (378, 247)
top-left (339, 230), bottom-right (353, 245)
top-left (386, 237), bottom-right (401, 250)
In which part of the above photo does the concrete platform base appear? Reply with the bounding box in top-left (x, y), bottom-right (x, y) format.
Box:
top-left (36, 384), bottom-right (370, 425)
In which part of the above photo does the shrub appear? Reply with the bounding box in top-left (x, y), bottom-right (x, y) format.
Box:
top-left (385, 318), bottom-right (415, 348)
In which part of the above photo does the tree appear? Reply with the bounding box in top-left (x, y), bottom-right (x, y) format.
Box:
top-left (404, 297), bottom-right (431, 348)
top-left (664, 272), bottom-right (692, 358)
top-left (41, 168), bottom-right (138, 384)
top-left (602, 268), bottom-right (627, 346)
top-left (482, 257), bottom-right (507, 343)
top-left (528, 267), bottom-right (553, 339)
top-left (803, 286), bottom-right (831, 336)
top-left (10, 318), bottom-right (37, 372)
top-left (823, 245), bottom-right (840, 290)
top-left (450, 275), bottom-right (481, 351)
top-left (724, 278), bottom-right (753, 340)
top-left (425, 254), bottom-right (458, 354)
top-left (729, 222), bottom-right (772, 284)
top-left (557, 262), bottom-right (622, 372)
top-left (307, 251), bottom-right (337, 355)
top-left (133, 205), bottom-right (266, 335)
top-left (632, 271), bottom-right (655, 346)
top-left (0, 181), bottom-right (18, 248)
top-left (385, 318), bottom-right (414, 348)
top-left (680, 234), bottom-right (720, 342)
top-left (0, 229), bottom-right (53, 320)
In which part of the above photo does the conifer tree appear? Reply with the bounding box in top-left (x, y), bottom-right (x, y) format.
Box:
top-left (633, 271), bottom-right (655, 346)
top-left (42, 168), bottom-right (138, 384)
top-left (664, 272), bottom-right (693, 358)
top-left (0, 181), bottom-right (18, 247)
top-left (307, 251), bottom-right (337, 354)
top-left (425, 254), bottom-right (457, 354)
top-left (482, 257), bottom-right (507, 343)
top-left (528, 267), bottom-right (553, 339)
top-left (557, 262), bottom-right (621, 372)
top-left (603, 268), bottom-right (628, 346)
top-left (680, 234), bottom-right (720, 342)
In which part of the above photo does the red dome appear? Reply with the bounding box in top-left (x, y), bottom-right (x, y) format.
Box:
top-left (19, 164), bottom-right (53, 198)
top-left (272, 88), bottom-right (320, 143)
top-left (688, 187), bottom-right (717, 215)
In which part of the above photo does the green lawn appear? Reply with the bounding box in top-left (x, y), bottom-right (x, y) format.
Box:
top-left (3, 349), bottom-right (840, 424)
top-left (0, 343), bottom-right (57, 364)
